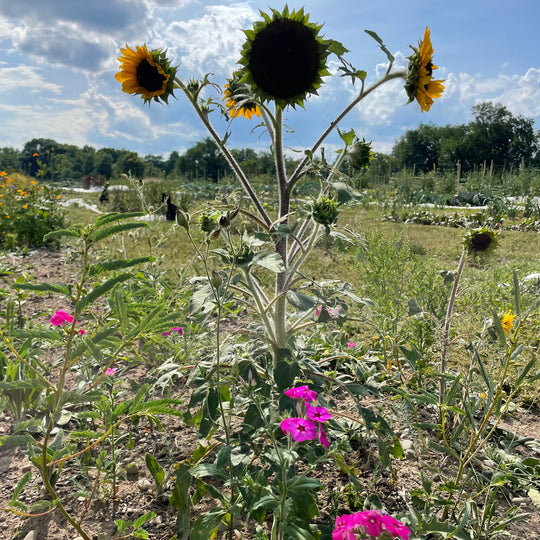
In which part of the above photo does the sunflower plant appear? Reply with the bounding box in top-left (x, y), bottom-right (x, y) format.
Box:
top-left (113, 8), bottom-right (445, 539)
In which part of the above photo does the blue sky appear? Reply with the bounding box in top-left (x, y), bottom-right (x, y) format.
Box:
top-left (0, 0), bottom-right (539, 160)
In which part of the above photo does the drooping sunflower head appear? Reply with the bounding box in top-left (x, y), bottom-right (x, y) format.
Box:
top-left (463, 227), bottom-right (499, 255)
top-left (238, 6), bottom-right (331, 108)
top-left (223, 71), bottom-right (262, 120)
top-left (346, 138), bottom-right (373, 170)
top-left (115, 44), bottom-right (178, 104)
top-left (405, 27), bottom-right (445, 112)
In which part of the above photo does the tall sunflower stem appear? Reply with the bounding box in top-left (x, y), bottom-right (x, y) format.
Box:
top-left (176, 78), bottom-right (272, 229)
top-left (288, 70), bottom-right (407, 189)
top-left (273, 107), bottom-right (291, 365)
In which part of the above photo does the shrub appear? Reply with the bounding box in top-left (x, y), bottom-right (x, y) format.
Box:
top-left (0, 172), bottom-right (66, 249)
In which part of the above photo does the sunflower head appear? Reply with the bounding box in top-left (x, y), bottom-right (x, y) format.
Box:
top-left (115, 44), bottom-right (178, 105)
top-left (500, 310), bottom-right (517, 334)
top-left (238, 6), bottom-right (332, 108)
top-left (223, 71), bottom-right (262, 120)
top-left (346, 138), bottom-right (373, 170)
top-left (463, 227), bottom-right (499, 255)
top-left (405, 27), bottom-right (445, 112)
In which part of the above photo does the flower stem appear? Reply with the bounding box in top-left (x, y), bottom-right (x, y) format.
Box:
top-left (288, 70), bottom-right (406, 189)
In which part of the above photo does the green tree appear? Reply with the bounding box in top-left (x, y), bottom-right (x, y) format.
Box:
top-left (112, 151), bottom-right (145, 178)
top-left (94, 149), bottom-right (114, 179)
top-left (392, 123), bottom-right (441, 173)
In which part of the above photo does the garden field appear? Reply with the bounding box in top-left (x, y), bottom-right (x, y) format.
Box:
top-left (1, 176), bottom-right (540, 540)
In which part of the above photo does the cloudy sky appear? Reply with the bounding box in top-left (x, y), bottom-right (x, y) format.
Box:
top-left (0, 0), bottom-right (539, 160)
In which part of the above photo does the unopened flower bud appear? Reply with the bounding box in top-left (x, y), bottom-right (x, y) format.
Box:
top-left (210, 270), bottom-right (223, 289)
top-left (312, 196), bottom-right (339, 227)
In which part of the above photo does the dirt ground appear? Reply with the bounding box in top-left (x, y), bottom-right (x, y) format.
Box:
top-left (1, 250), bottom-right (539, 539)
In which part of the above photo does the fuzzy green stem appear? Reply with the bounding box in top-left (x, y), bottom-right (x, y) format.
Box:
top-left (288, 70), bottom-right (407, 189)
top-left (176, 78), bottom-right (272, 229)
top-left (440, 246), bottom-right (466, 407)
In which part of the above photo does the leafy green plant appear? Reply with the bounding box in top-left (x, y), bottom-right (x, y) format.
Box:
top-left (0, 171), bottom-right (66, 249)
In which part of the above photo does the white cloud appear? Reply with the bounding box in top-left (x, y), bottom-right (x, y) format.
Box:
top-left (440, 67), bottom-right (540, 121)
top-left (0, 65), bottom-right (62, 93)
top-left (0, 102), bottom-right (94, 149)
top-left (167, 3), bottom-right (257, 76)
top-left (494, 67), bottom-right (540, 118)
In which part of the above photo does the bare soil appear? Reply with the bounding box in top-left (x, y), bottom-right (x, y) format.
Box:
top-left (1, 250), bottom-right (539, 539)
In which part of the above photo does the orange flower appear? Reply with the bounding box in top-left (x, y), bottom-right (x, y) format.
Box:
top-left (33, 153), bottom-right (39, 157)
top-left (23, 204), bottom-right (28, 209)
top-left (56, 195), bottom-right (61, 199)
top-left (0, 171), bottom-right (7, 177)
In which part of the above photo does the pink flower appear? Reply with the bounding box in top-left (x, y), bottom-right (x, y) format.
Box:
top-left (50, 310), bottom-right (74, 326)
top-left (319, 428), bottom-right (330, 449)
top-left (316, 305), bottom-right (340, 319)
top-left (284, 385), bottom-right (318, 402)
top-left (347, 341), bottom-right (355, 348)
top-left (162, 326), bottom-right (184, 337)
top-left (280, 417), bottom-right (317, 442)
top-left (359, 510), bottom-right (383, 537)
top-left (327, 307), bottom-right (339, 319)
top-left (105, 368), bottom-right (117, 376)
top-left (305, 403), bottom-right (332, 423)
top-left (332, 511), bottom-right (410, 540)
top-left (380, 514), bottom-right (411, 540)
top-left (332, 514), bottom-right (360, 540)
top-left (78, 329), bottom-right (86, 335)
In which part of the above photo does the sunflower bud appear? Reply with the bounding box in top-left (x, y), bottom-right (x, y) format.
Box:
top-left (346, 139), bottom-right (373, 170)
top-left (219, 214), bottom-right (231, 228)
top-left (199, 213), bottom-right (215, 233)
top-left (176, 209), bottom-right (190, 231)
top-left (233, 244), bottom-right (254, 267)
top-left (210, 270), bottom-right (223, 289)
top-left (312, 196), bottom-right (339, 227)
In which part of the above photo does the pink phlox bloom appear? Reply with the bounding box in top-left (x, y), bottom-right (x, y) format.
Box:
top-left (318, 428), bottom-right (330, 449)
top-left (316, 305), bottom-right (340, 319)
top-left (332, 514), bottom-right (361, 540)
top-left (380, 514), bottom-right (411, 540)
top-left (162, 326), bottom-right (184, 337)
top-left (358, 510), bottom-right (383, 537)
top-left (50, 310), bottom-right (74, 326)
top-left (305, 403), bottom-right (332, 423)
top-left (105, 368), bottom-right (117, 376)
top-left (284, 385), bottom-right (317, 402)
top-left (327, 307), bottom-right (339, 319)
top-left (280, 417), bottom-right (317, 442)
top-left (78, 329), bottom-right (86, 335)
top-left (347, 341), bottom-right (356, 348)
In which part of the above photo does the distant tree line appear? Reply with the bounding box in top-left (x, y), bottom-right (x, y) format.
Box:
top-left (0, 102), bottom-right (538, 185)
top-left (391, 102), bottom-right (540, 175)
top-left (0, 137), bottom-right (299, 184)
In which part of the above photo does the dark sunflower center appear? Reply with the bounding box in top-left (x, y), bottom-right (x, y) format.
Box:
top-left (425, 61), bottom-right (434, 77)
top-left (249, 18), bottom-right (320, 99)
top-left (471, 232), bottom-right (493, 252)
top-left (136, 58), bottom-right (166, 92)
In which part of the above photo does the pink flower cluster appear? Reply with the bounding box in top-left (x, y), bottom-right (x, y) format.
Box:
top-left (50, 310), bottom-right (74, 326)
top-left (50, 310), bottom-right (86, 335)
top-left (162, 326), bottom-right (183, 337)
top-left (316, 305), bottom-right (339, 319)
top-left (281, 385), bottom-right (331, 449)
top-left (332, 510), bottom-right (410, 540)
